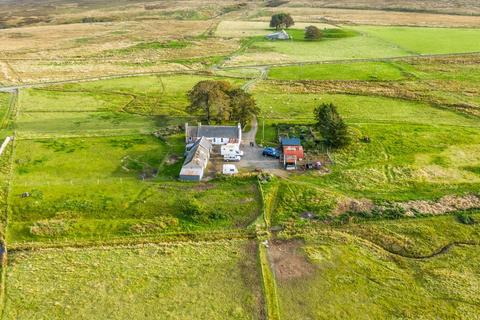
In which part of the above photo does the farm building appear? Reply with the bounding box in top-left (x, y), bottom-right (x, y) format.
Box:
top-left (179, 137), bottom-right (212, 181)
top-left (265, 30), bottom-right (290, 40)
top-left (185, 123), bottom-right (242, 146)
top-left (281, 137), bottom-right (304, 170)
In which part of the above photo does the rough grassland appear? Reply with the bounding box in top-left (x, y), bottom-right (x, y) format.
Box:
top-left (276, 231), bottom-right (480, 320)
top-left (354, 26), bottom-right (480, 54)
top-left (4, 240), bottom-right (264, 320)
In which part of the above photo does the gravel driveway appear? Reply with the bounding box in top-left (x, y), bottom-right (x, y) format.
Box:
top-left (239, 117), bottom-right (280, 170)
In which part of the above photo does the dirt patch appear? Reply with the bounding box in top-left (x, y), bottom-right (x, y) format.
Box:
top-left (401, 194), bottom-right (480, 215)
top-left (268, 240), bottom-right (315, 281)
top-left (334, 198), bottom-right (375, 215)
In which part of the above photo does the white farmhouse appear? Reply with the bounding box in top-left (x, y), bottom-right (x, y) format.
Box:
top-left (185, 123), bottom-right (242, 146)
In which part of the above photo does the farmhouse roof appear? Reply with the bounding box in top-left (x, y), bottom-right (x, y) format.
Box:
top-left (183, 137), bottom-right (212, 168)
top-left (281, 137), bottom-right (301, 146)
top-left (186, 123), bottom-right (241, 140)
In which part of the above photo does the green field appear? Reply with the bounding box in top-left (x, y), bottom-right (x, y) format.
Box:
top-left (8, 136), bottom-right (260, 244)
top-left (2, 1), bottom-right (480, 318)
top-left (228, 25), bottom-right (480, 66)
top-left (253, 82), bottom-right (480, 209)
top-left (275, 223), bottom-right (480, 320)
top-left (268, 61), bottom-right (408, 81)
top-left (4, 240), bottom-right (264, 319)
top-left (354, 26), bottom-right (480, 55)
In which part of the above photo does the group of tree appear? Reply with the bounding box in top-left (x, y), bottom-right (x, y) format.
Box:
top-left (304, 25), bottom-right (322, 40)
top-left (314, 103), bottom-right (350, 148)
top-left (187, 80), bottom-right (259, 126)
top-left (269, 13), bottom-right (294, 30)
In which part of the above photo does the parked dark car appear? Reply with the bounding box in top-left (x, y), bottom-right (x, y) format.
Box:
top-left (262, 147), bottom-right (280, 158)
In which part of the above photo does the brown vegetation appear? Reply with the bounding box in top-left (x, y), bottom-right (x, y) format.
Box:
top-left (268, 240), bottom-right (315, 281)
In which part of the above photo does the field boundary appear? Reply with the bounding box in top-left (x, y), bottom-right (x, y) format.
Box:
top-left (258, 242), bottom-right (281, 320)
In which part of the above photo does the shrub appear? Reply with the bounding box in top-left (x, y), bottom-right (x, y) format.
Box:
top-left (456, 212), bottom-right (476, 225)
top-left (305, 25), bottom-right (322, 40)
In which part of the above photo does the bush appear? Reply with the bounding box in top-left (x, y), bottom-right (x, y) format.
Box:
top-left (456, 212), bottom-right (476, 225)
top-left (180, 198), bottom-right (227, 223)
top-left (305, 25), bottom-right (322, 40)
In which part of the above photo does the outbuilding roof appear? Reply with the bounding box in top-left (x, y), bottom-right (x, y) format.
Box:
top-left (182, 137), bottom-right (211, 169)
top-left (281, 137), bottom-right (301, 146)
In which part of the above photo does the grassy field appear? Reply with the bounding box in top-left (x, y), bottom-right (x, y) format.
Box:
top-left (7, 136), bottom-right (260, 244)
top-left (16, 74), bottom-right (245, 139)
top-left (274, 225), bottom-right (480, 319)
top-left (268, 61), bottom-right (408, 81)
top-left (227, 25), bottom-right (480, 66)
top-left (253, 81), bottom-right (480, 212)
top-left (4, 240), bottom-right (264, 319)
top-left (354, 26), bottom-right (480, 54)
top-left (2, 2), bottom-right (480, 317)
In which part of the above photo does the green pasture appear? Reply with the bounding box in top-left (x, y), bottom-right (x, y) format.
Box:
top-left (8, 136), bottom-right (260, 243)
top-left (4, 241), bottom-right (264, 319)
top-left (253, 86), bottom-right (479, 126)
top-left (246, 30), bottom-right (409, 63)
top-left (276, 228), bottom-right (480, 320)
top-left (232, 26), bottom-right (480, 65)
top-left (61, 74), bottom-right (244, 116)
top-left (268, 61), bottom-right (407, 81)
top-left (253, 86), bottom-right (480, 204)
top-left (16, 75), bottom-right (246, 138)
top-left (354, 26), bottom-right (480, 55)
top-left (16, 111), bottom-right (157, 138)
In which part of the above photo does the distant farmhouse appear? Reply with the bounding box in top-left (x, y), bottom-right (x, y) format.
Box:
top-left (265, 30), bottom-right (290, 40)
top-left (180, 123), bottom-right (242, 181)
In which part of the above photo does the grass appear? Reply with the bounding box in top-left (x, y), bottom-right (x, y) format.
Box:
top-left (227, 25), bottom-right (480, 66)
top-left (253, 84), bottom-right (480, 206)
top-left (16, 75), bottom-right (246, 138)
top-left (354, 26), bottom-right (480, 55)
top-left (275, 230), bottom-right (480, 320)
top-left (236, 29), bottom-right (409, 64)
top-left (4, 240), bottom-right (264, 319)
top-left (339, 213), bottom-right (480, 257)
top-left (7, 136), bottom-right (261, 243)
top-left (268, 61), bottom-right (408, 81)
